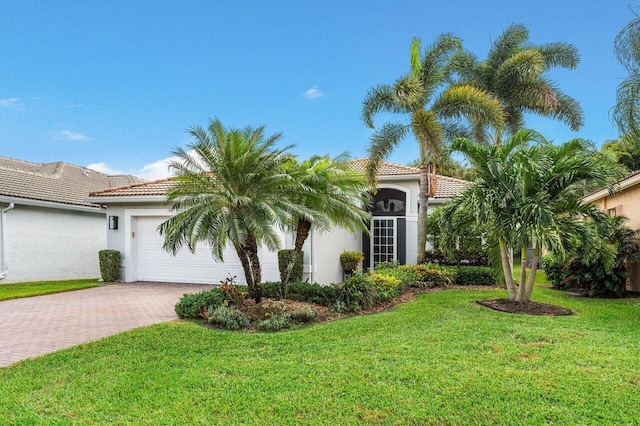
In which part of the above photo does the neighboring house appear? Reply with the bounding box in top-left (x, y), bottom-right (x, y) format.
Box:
top-left (87, 159), bottom-right (470, 285)
top-left (0, 156), bottom-right (143, 283)
top-left (583, 170), bottom-right (640, 292)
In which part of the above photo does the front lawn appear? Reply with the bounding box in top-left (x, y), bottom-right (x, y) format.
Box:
top-left (0, 279), bottom-right (101, 301)
top-left (1, 285), bottom-right (639, 424)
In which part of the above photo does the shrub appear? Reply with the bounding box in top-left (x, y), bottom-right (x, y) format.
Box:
top-left (451, 266), bottom-right (495, 286)
top-left (337, 274), bottom-right (376, 311)
top-left (368, 273), bottom-right (403, 303)
top-left (337, 273), bottom-right (402, 311)
top-left (255, 313), bottom-right (291, 332)
top-left (284, 281), bottom-right (338, 306)
top-left (219, 275), bottom-right (247, 306)
top-left (175, 288), bottom-right (225, 319)
top-left (207, 305), bottom-right (248, 330)
top-left (278, 249), bottom-right (304, 285)
top-left (340, 251), bottom-right (364, 275)
top-left (376, 263), bottom-right (454, 288)
top-left (98, 249), bottom-right (121, 282)
top-left (374, 260), bottom-right (400, 270)
top-left (423, 249), bottom-right (489, 267)
top-left (261, 281), bottom-right (282, 299)
top-left (541, 255), bottom-right (566, 288)
top-left (415, 264), bottom-right (454, 287)
top-left (289, 307), bottom-right (317, 323)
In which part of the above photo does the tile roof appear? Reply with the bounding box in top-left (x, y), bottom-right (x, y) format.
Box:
top-left (89, 178), bottom-right (176, 197)
top-left (89, 159), bottom-right (470, 200)
top-left (349, 158), bottom-right (420, 176)
top-left (349, 158), bottom-right (470, 198)
top-left (0, 156), bottom-right (144, 208)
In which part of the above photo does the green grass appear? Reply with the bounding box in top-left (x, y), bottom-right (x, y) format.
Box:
top-left (0, 279), bottom-right (101, 301)
top-left (1, 281), bottom-right (639, 424)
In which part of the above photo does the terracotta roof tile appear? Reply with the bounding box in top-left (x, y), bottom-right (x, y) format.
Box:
top-left (89, 178), bottom-right (176, 197)
top-left (0, 156), bottom-right (144, 207)
top-left (89, 159), bottom-right (470, 200)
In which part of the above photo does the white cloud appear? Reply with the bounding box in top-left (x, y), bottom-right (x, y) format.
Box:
top-left (136, 157), bottom-right (176, 180)
top-left (1, 98), bottom-right (23, 109)
top-left (303, 86), bottom-right (324, 99)
top-left (87, 156), bottom-right (176, 181)
top-left (86, 162), bottom-right (124, 175)
top-left (54, 130), bottom-right (91, 141)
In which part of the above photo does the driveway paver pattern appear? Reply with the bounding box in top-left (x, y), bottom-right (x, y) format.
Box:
top-left (0, 282), bottom-right (211, 367)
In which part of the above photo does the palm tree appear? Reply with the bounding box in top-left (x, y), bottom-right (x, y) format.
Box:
top-left (286, 154), bottom-right (371, 253)
top-left (446, 131), bottom-right (612, 302)
top-left (362, 34), bottom-right (504, 264)
top-left (613, 12), bottom-right (640, 137)
top-left (452, 24), bottom-right (583, 142)
top-left (159, 118), bottom-right (308, 302)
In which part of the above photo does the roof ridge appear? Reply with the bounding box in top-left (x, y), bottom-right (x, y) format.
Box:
top-left (89, 177), bottom-right (175, 196)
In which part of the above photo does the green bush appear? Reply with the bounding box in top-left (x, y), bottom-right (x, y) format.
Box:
top-left (541, 255), bottom-right (566, 288)
top-left (98, 249), bottom-right (121, 282)
top-left (255, 313), bottom-right (291, 332)
top-left (261, 281), bottom-right (282, 299)
top-left (278, 249), bottom-right (304, 285)
top-left (451, 266), bottom-right (495, 286)
top-left (376, 263), bottom-right (454, 288)
top-left (207, 305), bottom-right (248, 330)
top-left (175, 288), bottom-right (225, 319)
top-left (368, 273), bottom-right (403, 303)
top-left (340, 251), bottom-right (364, 275)
top-left (289, 307), bottom-right (317, 323)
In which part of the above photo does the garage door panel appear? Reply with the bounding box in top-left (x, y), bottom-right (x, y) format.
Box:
top-left (135, 216), bottom-right (281, 284)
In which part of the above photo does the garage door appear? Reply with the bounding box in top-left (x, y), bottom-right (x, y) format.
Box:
top-left (135, 216), bottom-right (281, 284)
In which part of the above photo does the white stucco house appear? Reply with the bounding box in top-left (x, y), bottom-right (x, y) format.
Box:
top-left (0, 156), bottom-right (142, 283)
top-left (87, 159), bottom-right (469, 285)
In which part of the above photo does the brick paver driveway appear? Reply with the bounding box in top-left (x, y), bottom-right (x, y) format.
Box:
top-left (0, 282), bottom-right (211, 367)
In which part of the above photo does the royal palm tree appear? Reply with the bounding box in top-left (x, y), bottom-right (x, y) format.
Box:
top-left (452, 24), bottom-right (583, 142)
top-left (159, 118), bottom-right (309, 302)
top-left (362, 34), bottom-right (504, 263)
top-left (613, 12), bottom-right (640, 137)
top-left (286, 154), bottom-right (371, 253)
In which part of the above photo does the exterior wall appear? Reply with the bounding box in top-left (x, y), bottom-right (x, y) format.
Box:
top-left (0, 204), bottom-right (106, 283)
top-left (588, 184), bottom-right (640, 291)
top-left (311, 227), bottom-right (361, 284)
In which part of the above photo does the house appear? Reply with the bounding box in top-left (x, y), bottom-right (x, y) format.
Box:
top-left (0, 156), bottom-right (143, 283)
top-left (583, 170), bottom-right (640, 292)
top-left (86, 159), bottom-right (470, 285)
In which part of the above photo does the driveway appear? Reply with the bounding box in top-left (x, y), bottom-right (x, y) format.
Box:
top-left (0, 282), bottom-right (211, 368)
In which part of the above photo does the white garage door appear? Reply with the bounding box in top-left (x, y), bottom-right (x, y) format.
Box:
top-left (135, 216), bottom-right (281, 284)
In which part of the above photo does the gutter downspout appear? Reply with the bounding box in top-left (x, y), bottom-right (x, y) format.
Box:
top-left (0, 203), bottom-right (15, 280)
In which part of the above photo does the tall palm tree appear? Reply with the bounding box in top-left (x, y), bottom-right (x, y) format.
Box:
top-left (362, 34), bottom-right (504, 263)
top-left (159, 118), bottom-right (308, 302)
top-left (613, 12), bottom-right (640, 137)
top-left (452, 24), bottom-right (583, 142)
top-left (446, 131), bottom-right (612, 302)
top-left (286, 154), bottom-right (371, 253)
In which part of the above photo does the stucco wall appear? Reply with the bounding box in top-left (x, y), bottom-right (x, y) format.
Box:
top-left (1, 204), bottom-right (106, 283)
top-left (588, 184), bottom-right (640, 291)
top-left (312, 227), bottom-right (361, 284)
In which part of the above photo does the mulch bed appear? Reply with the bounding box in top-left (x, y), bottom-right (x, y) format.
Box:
top-left (241, 285), bottom-right (502, 324)
top-left (476, 298), bottom-right (574, 316)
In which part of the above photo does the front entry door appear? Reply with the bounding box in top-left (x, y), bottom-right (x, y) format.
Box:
top-left (371, 217), bottom-right (396, 268)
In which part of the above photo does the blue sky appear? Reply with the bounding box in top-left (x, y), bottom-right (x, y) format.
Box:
top-left (0, 1), bottom-right (634, 179)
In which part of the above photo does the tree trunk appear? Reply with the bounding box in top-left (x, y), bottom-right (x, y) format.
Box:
top-left (499, 240), bottom-right (516, 301)
top-left (294, 219), bottom-right (312, 252)
top-left (234, 233), bottom-right (263, 303)
top-left (516, 245), bottom-right (527, 302)
top-left (417, 162), bottom-right (432, 264)
top-left (522, 246), bottom-right (540, 302)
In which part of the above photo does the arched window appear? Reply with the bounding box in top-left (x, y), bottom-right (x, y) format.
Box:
top-left (371, 188), bottom-right (406, 216)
